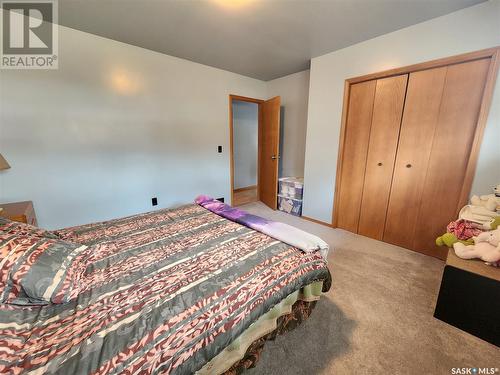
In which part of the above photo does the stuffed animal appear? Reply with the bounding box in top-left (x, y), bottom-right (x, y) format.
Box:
top-left (470, 194), bottom-right (500, 211)
top-left (436, 232), bottom-right (473, 247)
top-left (453, 228), bottom-right (500, 265)
top-left (490, 216), bottom-right (500, 230)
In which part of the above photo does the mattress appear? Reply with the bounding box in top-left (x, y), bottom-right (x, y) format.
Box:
top-left (0, 203), bottom-right (331, 374)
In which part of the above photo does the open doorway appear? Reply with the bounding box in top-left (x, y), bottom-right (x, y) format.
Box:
top-left (229, 95), bottom-right (281, 209)
top-left (232, 99), bottom-right (259, 205)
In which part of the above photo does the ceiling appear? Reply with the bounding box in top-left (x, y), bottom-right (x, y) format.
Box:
top-left (57, 0), bottom-right (485, 81)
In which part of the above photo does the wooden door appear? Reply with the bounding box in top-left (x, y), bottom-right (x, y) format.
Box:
top-left (357, 74), bottom-right (408, 240)
top-left (412, 58), bottom-right (491, 258)
top-left (259, 96), bottom-right (281, 209)
top-left (384, 67), bottom-right (447, 249)
top-left (336, 80), bottom-right (376, 232)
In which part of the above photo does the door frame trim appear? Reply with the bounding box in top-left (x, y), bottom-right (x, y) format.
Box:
top-left (229, 95), bottom-right (264, 206)
top-left (332, 46), bottom-right (500, 227)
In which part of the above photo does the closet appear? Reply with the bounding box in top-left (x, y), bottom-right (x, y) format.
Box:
top-left (333, 48), bottom-right (499, 260)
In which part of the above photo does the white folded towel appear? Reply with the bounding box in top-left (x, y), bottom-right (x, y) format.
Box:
top-left (459, 205), bottom-right (499, 229)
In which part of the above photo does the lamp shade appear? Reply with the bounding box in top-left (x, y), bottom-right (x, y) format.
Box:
top-left (0, 154), bottom-right (10, 170)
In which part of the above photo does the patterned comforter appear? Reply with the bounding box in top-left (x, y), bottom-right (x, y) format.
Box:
top-left (0, 204), bottom-right (331, 374)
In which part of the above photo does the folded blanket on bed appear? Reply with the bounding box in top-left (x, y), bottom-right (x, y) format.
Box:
top-left (195, 195), bottom-right (330, 259)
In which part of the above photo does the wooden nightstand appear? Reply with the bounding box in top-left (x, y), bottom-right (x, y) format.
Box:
top-left (0, 201), bottom-right (38, 226)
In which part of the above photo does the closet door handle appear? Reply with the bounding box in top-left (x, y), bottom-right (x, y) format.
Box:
top-left (406, 164), bottom-right (412, 168)
top-left (377, 162), bottom-right (383, 166)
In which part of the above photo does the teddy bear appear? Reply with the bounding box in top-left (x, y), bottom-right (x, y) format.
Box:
top-left (470, 194), bottom-right (500, 211)
top-left (453, 228), bottom-right (500, 265)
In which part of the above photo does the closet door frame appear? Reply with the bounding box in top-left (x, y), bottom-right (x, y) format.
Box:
top-left (332, 46), bottom-right (500, 227)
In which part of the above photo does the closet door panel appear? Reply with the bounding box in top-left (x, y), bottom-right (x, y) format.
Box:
top-left (358, 74), bottom-right (408, 240)
top-left (336, 80), bottom-right (376, 232)
top-left (413, 58), bottom-right (490, 257)
top-left (383, 67), bottom-right (447, 248)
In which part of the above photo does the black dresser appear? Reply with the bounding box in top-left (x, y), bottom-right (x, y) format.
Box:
top-left (434, 249), bottom-right (499, 347)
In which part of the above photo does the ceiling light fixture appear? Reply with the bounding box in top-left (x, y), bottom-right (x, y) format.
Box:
top-left (108, 68), bottom-right (142, 95)
top-left (211, 0), bottom-right (257, 10)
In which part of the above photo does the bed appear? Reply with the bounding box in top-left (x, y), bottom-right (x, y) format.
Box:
top-left (0, 199), bottom-right (331, 374)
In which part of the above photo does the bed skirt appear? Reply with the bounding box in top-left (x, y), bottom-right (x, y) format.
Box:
top-left (197, 280), bottom-right (324, 375)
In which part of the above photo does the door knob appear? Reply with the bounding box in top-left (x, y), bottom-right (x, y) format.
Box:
top-left (406, 164), bottom-right (412, 168)
top-left (377, 162), bottom-right (383, 166)
top-left (271, 155), bottom-right (280, 160)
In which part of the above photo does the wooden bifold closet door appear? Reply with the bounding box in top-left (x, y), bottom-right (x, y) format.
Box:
top-left (384, 59), bottom-right (490, 258)
top-left (336, 75), bottom-right (407, 236)
top-left (334, 48), bottom-right (499, 260)
top-left (382, 67), bottom-right (447, 249)
top-left (357, 75), bottom-right (407, 240)
top-left (335, 80), bottom-right (376, 233)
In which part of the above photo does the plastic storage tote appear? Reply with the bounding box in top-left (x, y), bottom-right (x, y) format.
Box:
top-left (278, 194), bottom-right (303, 216)
top-left (278, 177), bottom-right (304, 200)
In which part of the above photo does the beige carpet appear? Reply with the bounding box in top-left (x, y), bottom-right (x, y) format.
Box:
top-left (237, 202), bottom-right (498, 375)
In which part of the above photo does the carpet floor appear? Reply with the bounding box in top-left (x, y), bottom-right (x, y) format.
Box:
top-left (238, 202), bottom-right (498, 375)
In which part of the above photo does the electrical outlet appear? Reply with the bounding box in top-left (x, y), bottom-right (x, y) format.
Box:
top-left (217, 145), bottom-right (222, 153)
top-left (152, 197), bottom-right (158, 206)
top-left (216, 197), bottom-right (224, 203)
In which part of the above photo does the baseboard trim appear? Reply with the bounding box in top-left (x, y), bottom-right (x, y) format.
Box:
top-left (233, 185), bottom-right (258, 193)
top-left (301, 215), bottom-right (333, 228)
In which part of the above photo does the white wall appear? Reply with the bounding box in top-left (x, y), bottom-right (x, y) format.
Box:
top-left (267, 70), bottom-right (310, 178)
top-left (0, 23), bottom-right (266, 229)
top-left (2, 2), bottom-right (498, 229)
top-left (232, 101), bottom-right (258, 189)
top-left (303, 0), bottom-right (500, 223)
